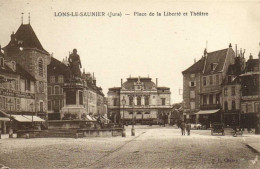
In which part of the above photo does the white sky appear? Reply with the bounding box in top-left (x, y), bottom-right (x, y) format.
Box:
top-left (0, 0), bottom-right (260, 103)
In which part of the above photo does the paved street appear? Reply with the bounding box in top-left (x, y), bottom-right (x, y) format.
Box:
top-left (0, 126), bottom-right (259, 169)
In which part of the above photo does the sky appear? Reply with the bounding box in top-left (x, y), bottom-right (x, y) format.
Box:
top-left (0, 0), bottom-right (260, 104)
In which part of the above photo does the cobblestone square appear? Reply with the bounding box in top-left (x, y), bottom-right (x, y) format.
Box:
top-left (0, 126), bottom-right (259, 169)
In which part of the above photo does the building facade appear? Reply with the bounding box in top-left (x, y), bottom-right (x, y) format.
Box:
top-left (2, 23), bottom-right (51, 118)
top-left (0, 49), bottom-right (37, 133)
top-left (183, 44), bottom-right (236, 127)
top-left (240, 54), bottom-right (260, 129)
top-left (108, 77), bottom-right (171, 125)
top-left (47, 55), bottom-right (106, 120)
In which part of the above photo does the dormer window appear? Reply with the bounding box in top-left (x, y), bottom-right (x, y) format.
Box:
top-left (0, 57), bottom-right (4, 68)
top-left (12, 61), bottom-right (16, 71)
top-left (210, 63), bottom-right (218, 71)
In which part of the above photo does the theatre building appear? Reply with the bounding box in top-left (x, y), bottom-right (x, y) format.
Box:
top-left (107, 76), bottom-right (171, 125)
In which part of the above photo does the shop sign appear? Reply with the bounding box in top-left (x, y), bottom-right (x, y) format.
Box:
top-left (0, 88), bottom-right (35, 99)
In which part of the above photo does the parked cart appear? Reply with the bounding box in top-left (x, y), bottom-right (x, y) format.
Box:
top-left (211, 122), bottom-right (225, 136)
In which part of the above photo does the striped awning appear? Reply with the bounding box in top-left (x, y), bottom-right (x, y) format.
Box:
top-left (196, 109), bottom-right (220, 115)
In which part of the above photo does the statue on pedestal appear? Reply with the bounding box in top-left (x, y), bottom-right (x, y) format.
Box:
top-left (68, 49), bottom-right (82, 80)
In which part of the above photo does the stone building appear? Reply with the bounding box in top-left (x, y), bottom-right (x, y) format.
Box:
top-left (107, 77), bottom-right (171, 125)
top-left (222, 50), bottom-right (245, 126)
top-left (182, 44), bottom-right (236, 127)
top-left (2, 22), bottom-right (51, 118)
top-left (47, 56), bottom-right (70, 120)
top-left (240, 53), bottom-right (260, 129)
top-left (0, 49), bottom-right (37, 133)
top-left (47, 55), bottom-right (106, 120)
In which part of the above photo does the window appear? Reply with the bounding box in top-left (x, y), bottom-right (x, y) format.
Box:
top-left (16, 98), bottom-right (20, 111)
top-left (48, 86), bottom-right (52, 95)
top-left (50, 76), bottom-right (55, 83)
top-left (224, 101), bottom-right (228, 111)
top-left (231, 86), bottom-right (235, 96)
top-left (129, 96), bottom-right (133, 106)
top-left (113, 98), bottom-right (118, 106)
top-left (255, 103), bottom-right (259, 113)
top-left (228, 76), bottom-right (232, 83)
top-left (216, 75), bottom-right (219, 85)
top-left (161, 98), bottom-right (166, 105)
top-left (137, 112), bottom-right (142, 115)
top-left (209, 76), bottom-right (213, 85)
top-left (189, 81), bottom-right (196, 87)
top-left (216, 94), bottom-right (220, 104)
top-left (40, 102), bottom-right (43, 112)
top-left (190, 91), bottom-right (195, 99)
top-left (48, 101), bottom-right (52, 111)
top-left (203, 77), bottom-right (207, 86)
top-left (232, 100), bottom-right (236, 110)
top-left (0, 57), bottom-right (4, 68)
top-left (145, 96), bottom-right (149, 105)
top-left (224, 88), bottom-right (228, 96)
top-left (248, 104), bottom-right (253, 113)
top-left (203, 95), bottom-right (207, 105)
top-left (54, 86), bottom-right (60, 95)
top-left (79, 91), bottom-right (83, 105)
top-left (137, 96), bottom-right (141, 106)
top-left (209, 94), bottom-right (213, 104)
top-left (0, 97), bottom-right (3, 109)
top-left (38, 58), bottom-right (43, 77)
top-left (129, 112), bottom-right (133, 115)
top-left (58, 75), bottom-right (64, 83)
top-left (241, 104), bottom-right (247, 113)
top-left (190, 102), bottom-right (195, 110)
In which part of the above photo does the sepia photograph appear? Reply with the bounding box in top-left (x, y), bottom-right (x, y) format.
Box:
top-left (0, 0), bottom-right (259, 168)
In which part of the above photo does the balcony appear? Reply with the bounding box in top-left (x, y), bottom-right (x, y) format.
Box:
top-left (200, 104), bottom-right (221, 110)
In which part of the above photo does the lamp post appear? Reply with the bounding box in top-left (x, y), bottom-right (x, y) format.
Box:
top-left (131, 101), bottom-right (135, 136)
top-left (8, 99), bottom-right (13, 138)
top-left (30, 102), bottom-right (34, 127)
top-left (122, 97), bottom-right (126, 137)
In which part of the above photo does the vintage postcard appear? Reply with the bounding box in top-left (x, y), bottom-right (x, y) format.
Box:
top-left (0, 0), bottom-right (259, 168)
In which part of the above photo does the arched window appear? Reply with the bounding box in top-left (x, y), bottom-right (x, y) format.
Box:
top-left (137, 96), bottom-right (141, 106)
top-left (38, 58), bottom-right (43, 77)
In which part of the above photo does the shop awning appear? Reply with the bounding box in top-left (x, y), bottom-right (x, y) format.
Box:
top-left (0, 117), bottom-right (10, 121)
top-left (86, 115), bottom-right (96, 121)
top-left (196, 109), bottom-right (220, 115)
top-left (23, 115), bottom-right (45, 122)
top-left (11, 115), bottom-right (32, 122)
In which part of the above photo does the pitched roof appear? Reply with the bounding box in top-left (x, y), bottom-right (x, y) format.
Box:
top-left (47, 57), bottom-right (70, 76)
top-left (203, 48), bottom-right (230, 74)
top-left (182, 57), bottom-right (205, 74)
top-left (122, 77), bottom-right (156, 90)
top-left (5, 24), bottom-right (48, 54)
top-left (244, 59), bottom-right (259, 73)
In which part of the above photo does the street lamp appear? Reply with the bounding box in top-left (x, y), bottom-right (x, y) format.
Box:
top-left (8, 99), bottom-right (13, 138)
top-left (30, 102), bottom-right (34, 127)
top-left (122, 97), bottom-right (126, 137)
top-left (131, 101), bottom-right (135, 136)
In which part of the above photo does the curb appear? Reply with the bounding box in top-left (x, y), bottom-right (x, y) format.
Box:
top-left (246, 144), bottom-right (260, 154)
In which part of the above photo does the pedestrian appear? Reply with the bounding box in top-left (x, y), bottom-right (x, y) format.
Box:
top-left (180, 121), bottom-right (186, 136)
top-left (186, 121), bottom-right (191, 136)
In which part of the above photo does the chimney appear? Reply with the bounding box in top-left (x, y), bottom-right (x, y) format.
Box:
top-left (235, 44), bottom-right (237, 57)
top-left (243, 49), bottom-right (245, 58)
top-left (204, 48), bottom-right (207, 57)
top-left (229, 43), bottom-right (232, 48)
top-left (121, 78), bottom-right (123, 87)
top-left (156, 78), bottom-right (158, 87)
top-left (194, 58), bottom-right (196, 63)
top-left (249, 53), bottom-right (253, 60)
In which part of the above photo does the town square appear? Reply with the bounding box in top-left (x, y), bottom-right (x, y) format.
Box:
top-left (0, 0), bottom-right (260, 169)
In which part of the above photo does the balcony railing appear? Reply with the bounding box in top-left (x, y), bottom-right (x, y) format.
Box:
top-left (200, 104), bottom-right (221, 110)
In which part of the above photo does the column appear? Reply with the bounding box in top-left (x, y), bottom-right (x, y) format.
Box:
top-left (3, 121), bottom-right (6, 134)
top-left (76, 90), bottom-right (79, 105)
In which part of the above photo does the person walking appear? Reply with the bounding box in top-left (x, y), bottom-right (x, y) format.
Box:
top-left (181, 121), bottom-right (186, 136)
top-left (186, 121), bottom-right (191, 136)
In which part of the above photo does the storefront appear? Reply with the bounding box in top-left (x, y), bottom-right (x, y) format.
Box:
top-left (196, 109), bottom-right (221, 128)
